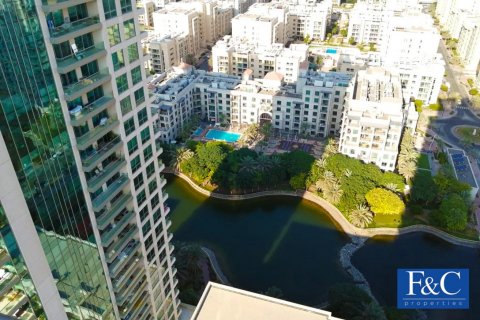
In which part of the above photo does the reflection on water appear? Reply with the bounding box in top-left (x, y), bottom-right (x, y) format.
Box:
top-left (167, 176), bottom-right (479, 319)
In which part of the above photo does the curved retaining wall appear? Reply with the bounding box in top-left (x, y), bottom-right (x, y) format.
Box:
top-left (166, 169), bottom-right (480, 248)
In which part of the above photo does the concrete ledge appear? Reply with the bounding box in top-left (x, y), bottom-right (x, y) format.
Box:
top-left (166, 169), bottom-right (480, 248)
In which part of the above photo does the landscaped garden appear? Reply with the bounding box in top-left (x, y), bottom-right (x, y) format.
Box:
top-left (454, 126), bottom-right (480, 145)
top-left (161, 127), bottom-right (474, 237)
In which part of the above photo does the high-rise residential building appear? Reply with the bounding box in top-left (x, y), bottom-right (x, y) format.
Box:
top-left (339, 68), bottom-right (416, 171)
top-left (435, 0), bottom-right (480, 28)
top-left (138, 0), bottom-right (156, 29)
top-left (152, 0), bottom-right (233, 56)
top-left (0, 0), bottom-right (179, 319)
top-left (143, 33), bottom-right (191, 74)
top-left (151, 65), bottom-right (353, 141)
top-left (457, 16), bottom-right (480, 75)
top-left (212, 37), bottom-right (308, 83)
top-left (230, 1), bottom-right (332, 45)
top-left (192, 282), bottom-right (343, 320)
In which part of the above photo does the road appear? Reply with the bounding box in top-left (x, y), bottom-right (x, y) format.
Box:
top-left (433, 108), bottom-right (480, 150)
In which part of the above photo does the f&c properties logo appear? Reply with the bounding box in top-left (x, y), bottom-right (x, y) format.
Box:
top-left (397, 269), bottom-right (469, 309)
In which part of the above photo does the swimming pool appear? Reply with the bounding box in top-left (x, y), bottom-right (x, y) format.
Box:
top-left (205, 129), bottom-right (241, 143)
top-left (192, 127), bottom-right (203, 136)
top-left (326, 48), bottom-right (337, 54)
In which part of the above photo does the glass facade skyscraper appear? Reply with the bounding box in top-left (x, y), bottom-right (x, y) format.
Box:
top-left (0, 0), bottom-right (179, 318)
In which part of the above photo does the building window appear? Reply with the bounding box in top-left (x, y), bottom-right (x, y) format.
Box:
top-left (107, 24), bottom-right (121, 46)
top-left (120, 96), bottom-right (132, 116)
top-left (137, 190), bottom-right (147, 206)
top-left (140, 127), bottom-right (150, 144)
top-left (146, 162), bottom-right (155, 178)
top-left (131, 155), bottom-right (141, 172)
top-left (149, 180), bottom-right (157, 194)
top-left (124, 117), bottom-right (135, 136)
top-left (144, 145), bottom-right (153, 161)
top-left (116, 73), bottom-right (128, 94)
top-left (131, 66), bottom-right (142, 85)
top-left (112, 50), bottom-right (125, 71)
top-left (120, 0), bottom-right (132, 14)
top-left (134, 88), bottom-right (145, 106)
top-left (128, 43), bottom-right (139, 62)
top-left (134, 173), bottom-right (144, 191)
top-left (123, 19), bottom-right (135, 39)
top-left (137, 108), bottom-right (148, 125)
top-left (103, 0), bottom-right (117, 19)
top-left (127, 136), bottom-right (138, 154)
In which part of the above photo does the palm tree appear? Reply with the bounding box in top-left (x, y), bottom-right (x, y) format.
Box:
top-left (239, 156), bottom-right (257, 174)
top-left (398, 160), bottom-right (417, 182)
top-left (315, 158), bottom-right (326, 168)
top-left (323, 138), bottom-right (338, 158)
top-left (270, 155), bottom-right (281, 168)
top-left (323, 181), bottom-right (343, 204)
top-left (384, 183), bottom-right (399, 192)
top-left (344, 169), bottom-right (352, 178)
top-left (256, 155), bottom-right (272, 172)
top-left (348, 204), bottom-right (374, 228)
top-left (169, 147), bottom-right (194, 171)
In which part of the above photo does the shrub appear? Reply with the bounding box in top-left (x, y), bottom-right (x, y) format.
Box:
top-left (431, 194), bottom-right (468, 231)
top-left (410, 204), bottom-right (424, 215)
top-left (290, 173), bottom-right (307, 190)
top-left (469, 88), bottom-right (478, 96)
top-left (414, 99), bottom-right (423, 112)
top-left (365, 188), bottom-right (405, 215)
top-left (467, 78), bottom-right (474, 87)
top-left (429, 102), bottom-right (443, 111)
top-left (440, 84), bottom-right (448, 92)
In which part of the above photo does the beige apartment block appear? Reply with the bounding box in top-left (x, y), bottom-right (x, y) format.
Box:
top-left (212, 36), bottom-right (308, 83)
top-left (339, 68), bottom-right (416, 171)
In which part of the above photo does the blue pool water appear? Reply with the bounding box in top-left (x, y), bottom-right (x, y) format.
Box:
top-left (192, 127), bottom-right (203, 136)
top-left (326, 48), bottom-right (337, 54)
top-left (205, 129), bottom-right (241, 143)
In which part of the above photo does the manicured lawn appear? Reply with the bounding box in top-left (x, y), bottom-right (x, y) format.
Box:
top-left (417, 153), bottom-right (431, 170)
top-left (370, 212), bottom-right (421, 228)
top-left (454, 126), bottom-right (480, 144)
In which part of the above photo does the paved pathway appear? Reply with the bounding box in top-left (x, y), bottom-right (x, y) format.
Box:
top-left (201, 247), bottom-right (231, 286)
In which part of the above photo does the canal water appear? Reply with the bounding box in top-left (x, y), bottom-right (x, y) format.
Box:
top-left (166, 175), bottom-right (479, 319)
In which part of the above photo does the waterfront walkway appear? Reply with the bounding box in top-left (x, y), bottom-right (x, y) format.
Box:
top-left (201, 246), bottom-right (231, 286)
top-left (167, 169), bottom-right (480, 248)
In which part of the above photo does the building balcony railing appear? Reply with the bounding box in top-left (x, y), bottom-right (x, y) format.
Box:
top-left (106, 227), bottom-right (137, 263)
top-left (113, 262), bottom-right (141, 292)
top-left (92, 174), bottom-right (129, 212)
top-left (87, 159), bottom-right (126, 192)
top-left (57, 42), bottom-right (106, 74)
top-left (116, 272), bottom-right (145, 306)
top-left (70, 96), bottom-right (115, 126)
top-left (42, 0), bottom-right (95, 13)
top-left (121, 289), bottom-right (148, 319)
top-left (49, 16), bottom-right (101, 44)
top-left (96, 193), bottom-right (132, 230)
top-left (109, 242), bottom-right (141, 278)
top-left (101, 212), bottom-right (134, 247)
top-left (81, 137), bottom-right (122, 172)
top-left (64, 69), bottom-right (111, 101)
top-left (77, 118), bottom-right (119, 151)
top-left (162, 192), bottom-right (169, 202)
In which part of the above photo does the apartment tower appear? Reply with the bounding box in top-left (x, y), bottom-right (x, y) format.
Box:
top-left (0, 0), bottom-right (179, 319)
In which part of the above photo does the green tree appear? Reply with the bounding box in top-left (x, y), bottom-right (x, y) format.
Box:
top-left (169, 147), bottom-right (194, 171)
top-left (184, 53), bottom-right (196, 65)
top-left (348, 204), bottom-right (373, 228)
top-left (328, 284), bottom-right (383, 319)
top-left (260, 122), bottom-right (273, 141)
top-left (340, 29), bottom-right (348, 37)
top-left (411, 171), bottom-right (437, 204)
top-left (290, 173), bottom-right (308, 190)
top-left (432, 193), bottom-right (468, 231)
top-left (365, 188), bottom-right (405, 215)
top-left (304, 34), bottom-right (311, 44)
top-left (348, 37), bottom-right (356, 45)
top-left (398, 160), bottom-right (417, 183)
top-left (433, 174), bottom-right (471, 203)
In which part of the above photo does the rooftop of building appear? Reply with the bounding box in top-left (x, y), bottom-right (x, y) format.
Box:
top-left (232, 13), bottom-right (277, 22)
top-left (191, 282), bottom-right (342, 320)
top-left (301, 70), bottom-right (353, 87)
top-left (353, 67), bottom-right (402, 103)
top-left (214, 37), bottom-right (308, 59)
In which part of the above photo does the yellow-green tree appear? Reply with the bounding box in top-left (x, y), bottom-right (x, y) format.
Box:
top-left (365, 188), bottom-right (405, 215)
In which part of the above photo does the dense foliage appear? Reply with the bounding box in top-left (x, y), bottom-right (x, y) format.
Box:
top-left (431, 193), bottom-right (469, 231)
top-left (365, 188), bottom-right (405, 215)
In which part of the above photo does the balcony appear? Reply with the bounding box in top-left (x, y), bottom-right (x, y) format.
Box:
top-left (106, 227), bottom-right (137, 263)
top-left (109, 242), bottom-right (141, 277)
top-left (82, 137), bottom-right (122, 172)
top-left (113, 263), bottom-right (141, 292)
top-left (92, 174), bottom-right (129, 212)
top-left (70, 96), bottom-right (115, 126)
top-left (64, 69), bottom-right (111, 101)
top-left (116, 272), bottom-right (145, 305)
top-left (123, 284), bottom-right (147, 313)
top-left (42, 0), bottom-right (95, 13)
top-left (57, 42), bottom-right (106, 74)
top-left (87, 159), bottom-right (126, 192)
top-left (161, 192), bottom-right (168, 202)
top-left (97, 193), bottom-right (132, 230)
top-left (164, 206), bottom-right (170, 216)
top-left (77, 118), bottom-right (119, 151)
top-left (49, 16), bottom-right (101, 44)
top-left (101, 212), bottom-right (134, 247)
